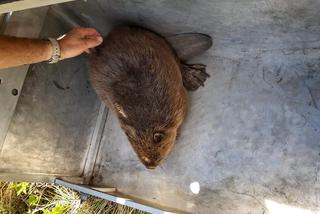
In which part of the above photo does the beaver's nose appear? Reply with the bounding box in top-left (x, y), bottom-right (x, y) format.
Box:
top-left (146, 165), bottom-right (156, 169)
top-left (141, 157), bottom-right (157, 169)
top-left (142, 156), bottom-right (151, 164)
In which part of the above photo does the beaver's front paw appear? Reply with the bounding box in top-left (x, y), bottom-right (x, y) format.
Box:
top-left (181, 63), bottom-right (210, 91)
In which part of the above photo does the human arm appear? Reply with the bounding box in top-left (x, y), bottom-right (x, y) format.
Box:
top-left (0, 27), bottom-right (103, 69)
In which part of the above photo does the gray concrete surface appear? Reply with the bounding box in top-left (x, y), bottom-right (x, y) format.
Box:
top-left (87, 0), bottom-right (320, 213)
top-left (0, 0), bottom-right (320, 213)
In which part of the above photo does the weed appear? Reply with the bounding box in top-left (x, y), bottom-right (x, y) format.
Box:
top-left (0, 182), bottom-right (148, 214)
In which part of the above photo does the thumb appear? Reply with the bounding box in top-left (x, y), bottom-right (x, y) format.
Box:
top-left (83, 36), bottom-right (103, 48)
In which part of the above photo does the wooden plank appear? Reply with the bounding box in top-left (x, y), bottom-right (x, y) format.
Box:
top-left (0, 0), bottom-right (76, 14)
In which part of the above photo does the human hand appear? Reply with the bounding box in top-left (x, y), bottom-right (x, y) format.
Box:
top-left (58, 27), bottom-right (103, 60)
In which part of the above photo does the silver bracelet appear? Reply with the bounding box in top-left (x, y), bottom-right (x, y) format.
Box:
top-left (48, 38), bottom-right (60, 64)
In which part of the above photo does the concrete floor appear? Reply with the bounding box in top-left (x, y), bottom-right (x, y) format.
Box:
top-left (88, 0), bottom-right (320, 213)
top-left (0, 0), bottom-right (320, 213)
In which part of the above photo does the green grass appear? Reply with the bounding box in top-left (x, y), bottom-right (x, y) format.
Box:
top-left (0, 182), bottom-right (147, 214)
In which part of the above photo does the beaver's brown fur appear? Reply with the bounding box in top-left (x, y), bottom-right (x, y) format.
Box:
top-left (89, 26), bottom-right (209, 169)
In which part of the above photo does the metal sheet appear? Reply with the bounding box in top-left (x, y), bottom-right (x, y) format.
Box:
top-left (55, 178), bottom-right (183, 214)
top-left (0, 8), bottom-right (104, 181)
top-left (0, 0), bottom-right (320, 213)
top-left (0, 12), bottom-right (12, 34)
top-left (0, 7), bottom-right (48, 150)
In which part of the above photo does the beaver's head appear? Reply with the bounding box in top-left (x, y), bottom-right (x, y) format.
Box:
top-left (114, 90), bottom-right (187, 169)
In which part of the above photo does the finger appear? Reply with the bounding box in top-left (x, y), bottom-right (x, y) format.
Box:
top-left (76, 27), bottom-right (101, 37)
top-left (84, 34), bottom-right (103, 41)
top-left (83, 36), bottom-right (103, 48)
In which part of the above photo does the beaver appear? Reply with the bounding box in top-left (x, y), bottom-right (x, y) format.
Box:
top-left (89, 26), bottom-right (211, 169)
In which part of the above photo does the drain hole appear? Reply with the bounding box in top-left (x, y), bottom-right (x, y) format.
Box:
top-left (11, 89), bottom-right (18, 96)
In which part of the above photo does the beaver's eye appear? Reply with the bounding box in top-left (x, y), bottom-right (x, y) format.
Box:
top-left (153, 132), bottom-right (164, 144)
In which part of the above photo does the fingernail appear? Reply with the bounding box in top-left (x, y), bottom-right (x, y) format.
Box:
top-left (97, 36), bottom-right (103, 43)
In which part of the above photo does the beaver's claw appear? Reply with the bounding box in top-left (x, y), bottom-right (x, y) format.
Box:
top-left (181, 63), bottom-right (210, 91)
